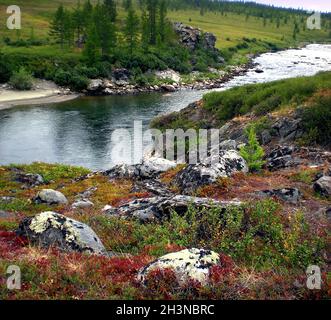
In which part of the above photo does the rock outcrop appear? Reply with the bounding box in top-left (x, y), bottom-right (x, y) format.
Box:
top-left (138, 248), bottom-right (220, 285)
top-left (35, 189), bottom-right (68, 205)
top-left (175, 150), bottom-right (248, 194)
top-left (17, 212), bottom-right (107, 255)
top-left (173, 22), bottom-right (224, 63)
top-left (105, 195), bottom-right (241, 222)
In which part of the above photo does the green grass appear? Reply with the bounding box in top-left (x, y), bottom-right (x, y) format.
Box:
top-left (0, 1), bottom-right (330, 61)
top-left (203, 71), bottom-right (331, 123)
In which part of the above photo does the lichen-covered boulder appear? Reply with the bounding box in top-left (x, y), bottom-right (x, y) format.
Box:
top-left (17, 212), bottom-right (107, 255)
top-left (105, 195), bottom-right (241, 222)
top-left (35, 189), bottom-right (68, 205)
top-left (138, 248), bottom-right (220, 285)
top-left (175, 150), bottom-right (248, 194)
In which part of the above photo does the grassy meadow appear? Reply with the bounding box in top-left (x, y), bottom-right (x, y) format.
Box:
top-left (0, 0), bottom-right (330, 53)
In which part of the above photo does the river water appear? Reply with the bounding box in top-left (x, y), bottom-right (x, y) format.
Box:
top-left (0, 44), bottom-right (330, 170)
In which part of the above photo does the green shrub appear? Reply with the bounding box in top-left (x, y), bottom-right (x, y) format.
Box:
top-left (9, 67), bottom-right (34, 90)
top-left (70, 74), bottom-right (89, 91)
top-left (53, 69), bottom-right (72, 86)
top-left (240, 126), bottom-right (265, 172)
top-left (0, 58), bottom-right (12, 83)
top-left (301, 95), bottom-right (331, 146)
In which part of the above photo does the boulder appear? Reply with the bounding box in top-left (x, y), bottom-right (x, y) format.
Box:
top-left (256, 188), bottom-right (301, 204)
top-left (175, 150), bottom-right (248, 194)
top-left (15, 173), bottom-right (44, 187)
top-left (104, 158), bottom-right (177, 180)
top-left (72, 200), bottom-right (94, 209)
top-left (17, 212), bottom-right (107, 255)
top-left (314, 176), bottom-right (331, 197)
top-left (105, 195), bottom-right (241, 222)
top-left (161, 84), bottom-right (176, 92)
top-left (155, 69), bottom-right (181, 83)
top-left (138, 248), bottom-right (220, 285)
top-left (35, 189), bottom-right (68, 205)
top-left (87, 79), bottom-right (103, 92)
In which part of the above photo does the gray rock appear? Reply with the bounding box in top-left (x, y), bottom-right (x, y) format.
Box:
top-left (266, 145), bottom-right (298, 171)
top-left (256, 188), bottom-right (301, 204)
top-left (314, 176), bottom-right (331, 197)
top-left (161, 84), bottom-right (176, 92)
top-left (105, 195), bottom-right (241, 222)
top-left (15, 173), bottom-right (44, 187)
top-left (155, 69), bottom-right (181, 83)
top-left (219, 139), bottom-right (237, 151)
top-left (17, 211), bottom-right (107, 255)
top-left (72, 200), bottom-right (94, 209)
top-left (104, 158), bottom-right (177, 180)
top-left (87, 79), bottom-right (103, 91)
top-left (131, 179), bottom-right (173, 197)
top-left (35, 189), bottom-right (68, 205)
top-left (138, 248), bottom-right (220, 285)
top-left (175, 150), bottom-right (248, 194)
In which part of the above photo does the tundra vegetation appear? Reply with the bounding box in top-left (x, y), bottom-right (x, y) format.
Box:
top-left (1, 72), bottom-right (330, 299)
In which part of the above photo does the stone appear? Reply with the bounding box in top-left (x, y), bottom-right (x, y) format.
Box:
top-left (35, 189), bottom-right (68, 205)
top-left (266, 145), bottom-right (298, 171)
top-left (105, 195), bottom-right (241, 222)
top-left (138, 248), bottom-right (220, 285)
top-left (17, 212), bottom-right (107, 255)
top-left (131, 179), bottom-right (173, 197)
top-left (175, 150), bottom-right (248, 194)
top-left (255, 69), bottom-right (264, 73)
top-left (313, 176), bottom-right (331, 197)
top-left (104, 158), bottom-right (177, 180)
top-left (219, 139), bottom-right (237, 151)
top-left (155, 69), bottom-right (181, 83)
top-left (87, 79), bottom-right (103, 92)
top-left (161, 84), bottom-right (176, 92)
top-left (256, 188), bottom-right (301, 204)
top-left (72, 200), bottom-right (94, 209)
top-left (15, 173), bottom-right (44, 187)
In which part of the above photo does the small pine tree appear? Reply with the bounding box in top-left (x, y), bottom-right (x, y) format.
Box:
top-left (240, 127), bottom-right (265, 172)
top-left (49, 5), bottom-right (66, 48)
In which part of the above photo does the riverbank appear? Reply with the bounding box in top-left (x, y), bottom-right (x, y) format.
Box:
top-left (0, 80), bottom-right (80, 110)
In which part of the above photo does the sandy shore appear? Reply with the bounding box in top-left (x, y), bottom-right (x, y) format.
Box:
top-left (0, 80), bottom-right (80, 110)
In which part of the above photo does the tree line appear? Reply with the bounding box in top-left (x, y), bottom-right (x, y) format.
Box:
top-left (50, 0), bottom-right (171, 64)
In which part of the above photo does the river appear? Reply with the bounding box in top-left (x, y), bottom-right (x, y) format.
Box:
top-left (0, 44), bottom-right (330, 170)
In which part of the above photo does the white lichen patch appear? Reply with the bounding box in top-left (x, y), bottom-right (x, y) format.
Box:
top-left (138, 248), bottom-right (220, 285)
top-left (29, 211), bottom-right (62, 234)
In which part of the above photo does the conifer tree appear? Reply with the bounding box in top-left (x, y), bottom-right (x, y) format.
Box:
top-left (124, 6), bottom-right (140, 55)
top-left (240, 127), bottom-right (265, 172)
top-left (49, 5), bottom-right (66, 48)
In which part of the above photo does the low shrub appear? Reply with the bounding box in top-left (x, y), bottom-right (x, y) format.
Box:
top-left (9, 67), bottom-right (34, 90)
